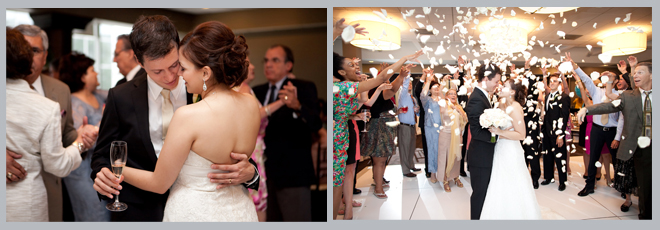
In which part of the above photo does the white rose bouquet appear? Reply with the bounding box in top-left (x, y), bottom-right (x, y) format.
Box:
top-left (479, 108), bottom-right (512, 143)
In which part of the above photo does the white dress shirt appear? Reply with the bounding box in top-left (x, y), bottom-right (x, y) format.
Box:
top-left (147, 75), bottom-right (187, 158)
top-left (263, 76), bottom-right (287, 106)
top-left (576, 68), bottom-right (619, 127)
top-left (125, 65), bottom-right (142, 82)
top-left (31, 75), bottom-right (46, 97)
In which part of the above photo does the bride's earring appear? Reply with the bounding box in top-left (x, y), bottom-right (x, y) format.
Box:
top-left (203, 80), bottom-right (207, 91)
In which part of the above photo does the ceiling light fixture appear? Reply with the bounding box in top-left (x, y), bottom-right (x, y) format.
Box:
top-left (349, 20), bottom-right (401, 51)
top-left (601, 32), bottom-right (647, 56)
top-left (479, 20), bottom-right (528, 54)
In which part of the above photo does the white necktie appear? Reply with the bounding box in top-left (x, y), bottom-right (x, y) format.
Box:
top-left (161, 89), bottom-right (173, 140)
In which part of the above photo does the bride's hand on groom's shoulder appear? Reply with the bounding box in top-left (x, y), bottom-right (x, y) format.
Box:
top-left (209, 153), bottom-right (255, 189)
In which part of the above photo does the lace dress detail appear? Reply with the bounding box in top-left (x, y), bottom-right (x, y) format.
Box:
top-left (162, 151), bottom-right (258, 222)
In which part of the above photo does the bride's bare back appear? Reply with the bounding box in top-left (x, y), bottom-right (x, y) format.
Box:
top-left (176, 89), bottom-right (261, 164)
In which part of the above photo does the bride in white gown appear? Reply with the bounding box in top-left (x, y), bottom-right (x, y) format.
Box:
top-left (121, 21), bottom-right (260, 221)
top-left (480, 79), bottom-right (541, 220)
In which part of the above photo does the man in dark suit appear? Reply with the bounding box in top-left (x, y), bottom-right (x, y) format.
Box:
top-left (465, 64), bottom-right (501, 220)
top-left (540, 73), bottom-right (571, 191)
top-left (91, 15), bottom-right (259, 221)
top-left (253, 44), bottom-right (321, 221)
top-left (113, 34), bottom-right (143, 87)
top-left (577, 62), bottom-right (652, 219)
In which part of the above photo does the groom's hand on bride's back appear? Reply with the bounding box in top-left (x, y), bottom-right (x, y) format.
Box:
top-left (208, 152), bottom-right (255, 189)
top-left (93, 167), bottom-right (123, 199)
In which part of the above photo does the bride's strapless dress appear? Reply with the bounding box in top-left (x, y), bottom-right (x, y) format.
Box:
top-left (162, 151), bottom-right (258, 222)
top-left (480, 119), bottom-right (542, 220)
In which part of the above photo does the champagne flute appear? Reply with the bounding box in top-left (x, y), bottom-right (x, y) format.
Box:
top-left (106, 141), bottom-right (128, 212)
top-left (361, 109), bottom-right (369, 132)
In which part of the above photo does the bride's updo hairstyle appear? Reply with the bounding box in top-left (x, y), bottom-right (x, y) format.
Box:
top-left (506, 78), bottom-right (527, 106)
top-left (179, 21), bottom-right (249, 88)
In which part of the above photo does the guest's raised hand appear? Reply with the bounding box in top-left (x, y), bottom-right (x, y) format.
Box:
top-left (279, 82), bottom-right (301, 110)
top-left (617, 60), bottom-right (627, 74)
top-left (524, 58), bottom-right (531, 69)
top-left (405, 50), bottom-right (424, 63)
top-left (627, 56), bottom-right (638, 68)
top-left (6, 149), bottom-right (26, 183)
top-left (93, 167), bottom-right (123, 199)
top-left (209, 152), bottom-right (256, 190)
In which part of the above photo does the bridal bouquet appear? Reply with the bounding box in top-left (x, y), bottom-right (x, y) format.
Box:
top-left (479, 108), bottom-right (511, 143)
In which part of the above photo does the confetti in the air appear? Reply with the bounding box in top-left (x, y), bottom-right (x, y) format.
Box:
top-left (387, 69), bottom-right (394, 74)
top-left (623, 13), bottom-right (632, 22)
top-left (341, 26), bottom-right (356, 42)
top-left (373, 10), bottom-right (387, 21)
top-left (598, 53), bottom-right (612, 63)
top-left (595, 161), bottom-right (602, 167)
top-left (389, 54), bottom-right (394, 60)
top-left (586, 45), bottom-right (592, 51)
top-left (638, 136), bottom-right (651, 148)
top-left (572, 21), bottom-right (577, 27)
top-left (593, 23), bottom-right (597, 28)
top-left (615, 17), bottom-right (621, 24)
top-left (369, 67), bottom-right (379, 78)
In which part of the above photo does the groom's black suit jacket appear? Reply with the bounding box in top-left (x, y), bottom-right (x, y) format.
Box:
top-left (91, 73), bottom-right (258, 221)
top-left (253, 77), bottom-right (321, 188)
top-left (542, 91), bottom-right (571, 148)
top-left (464, 88), bottom-right (497, 168)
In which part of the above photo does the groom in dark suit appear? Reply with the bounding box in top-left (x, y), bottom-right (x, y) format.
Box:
top-left (91, 15), bottom-right (259, 221)
top-left (253, 44), bottom-right (321, 221)
top-left (465, 64), bottom-right (502, 220)
top-left (540, 73), bottom-right (571, 191)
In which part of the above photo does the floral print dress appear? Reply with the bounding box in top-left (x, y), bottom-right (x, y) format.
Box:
top-left (332, 81), bottom-right (360, 187)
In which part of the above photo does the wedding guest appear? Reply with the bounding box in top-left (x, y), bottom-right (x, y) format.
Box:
top-left (237, 56), bottom-right (286, 222)
top-left (58, 52), bottom-right (111, 221)
top-left (564, 52), bottom-right (621, 197)
top-left (437, 79), bottom-right (467, 192)
top-left (253, 44), bottom-right (320, 221)
top-left (10, 24), bottom-right (96, 222)
top-left (577, 61), bottom-right (652, 219)
top-left (540, 73), bottom-right (570, 191)
top-left (607, 57), bottom-right (637, 212)
top-left (413, 70), bottom-right (431, 178)
top-left (397, 65), bottom-right (420, 178)
top-left (113, 34), bottom-right (143, 87)
top-left (6, 27), bottom-right (84, 222)
top-left (419, 69), bottom-right (442, 183)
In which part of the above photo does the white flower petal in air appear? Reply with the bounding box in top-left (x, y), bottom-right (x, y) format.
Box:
top-left (555, 153), bottom-right (561, 158)
top-left (551, 19), bottom-right (556, 25)
top-left (348, 88), bottom-right (355, 95)
top-left (423, 7), bottom-right (432, 15)
top-left (539, 40), bottom-right (545, 47)
top-left (601, 75), bottom-right (610, 84)
top-left (389, 110), bottom-right (396, 115)
top-left (530, 56), bottom-right (538, 66)
top-left (434, 123), bottom-right (439, 128)
top-left (638, 136), bottom-right (651, 148)
top-left (426, 25), bottom-right (434, 31)
top-left (341, 26), bottom-right (356, 42)
top-left (617, 172), bottom-right (626, 176)
top-left (597, 83), bottom-right (603, 88)
top-left (623, 13), bottom-right (632, 22)
top-left (593, 23), bottom-right (597, 29)
top-left (386, 69), bottom-right (394, 75)
top-left (586, 45), bottom-right (593, 51)
top-left (506, 106), bottom-right (514, 114)
top-left (615, 17), bottom-right (621, 24)
top-left (572, 21), bottom-right (577, 27)
top-left (622, 136), bottom-right (625, 140)
top-left (549, 14), bottom-right (555, 19)
top-left (597, 41), bottom-right (605, 46)
top-left (386, 121), bottom-right (400, 127)
top-left (438, 99), bottom-right (447, 107)
top-left (558, 62), bottom-right (573, 73)
top-left (389, 54), bottom-right (394, 60)
top-left (562, 166), bottom-right (566, 173)
top-left (561, 160), bottom-right (567, 165)
top-left (590, 72), bottom-right (601, 81)
top-left (455, 129), bottom-right (460, 136)
top-left (415, 15), bottom-right (424, 19)
top-left (585, 136), bottom-right (589, 140)
top-left (569, 92), bottom-right (575, 98)
top-left (527, 155), bottom-right (533, 159)
top-left (595, 161), bottom-right (602, 168)
top-left (373, 11), bottom-right (387, 21)
top-left (416, 21), bottom-right (425, 28)
top-left (420, 35), bottom-right (431, 44)
top-left (511, 10), bottom-right (516, 17)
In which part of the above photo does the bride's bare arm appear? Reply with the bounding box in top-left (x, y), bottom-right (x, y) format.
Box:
top-left (123, 107), bottom-right (195, 194)
top-left (489, 104), bottom-right (526, 141)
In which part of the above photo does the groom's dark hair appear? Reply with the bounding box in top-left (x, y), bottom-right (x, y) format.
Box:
top-left (477, 63), bottom-right (501, 82)
top-left (129, 15), bottom-right (180, 65)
